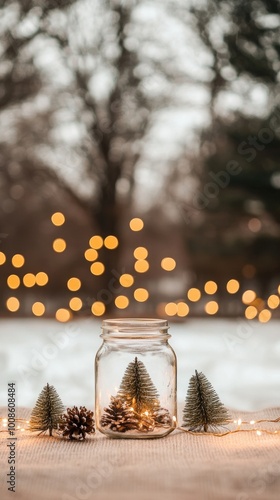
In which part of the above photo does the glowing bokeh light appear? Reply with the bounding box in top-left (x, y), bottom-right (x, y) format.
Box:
top-left (204, 280), bottom-right (218, 295)
top-left (23, 273), bottom-right (36, 287)
top-left (134, 288), bottom-right (149, 302)
top-left (134, 260), bottom-right (149, 273)
top-left (0, 252), bottom-right (6, 265)
top-left (226, 279), bottom-right (240, 294)
top-left (177, 302), bottom-right (189, 317)
top-left (7, 274), bottom-right (20, 289)
top-left (165, 302), bottom-right (177, 316)
top-left (267, 294), bottom-right (279, 309)
top-left (205, 301), bottom-right (219, 315)
top-left (115, 295), bottom-right (129, 309)
top-left (11, 254), bottom-right (25, 268)
top-left (119, 274), bottom-right (134, 287)
top-left (161, 257), bottom-right (176, 271)
top-left (242, 290), bottom-right (256, 304)
top-left (129, 218), bottom-right (144, 231)
top-left (91, 302), bottom-right (105, 316)
top-left (89, 235), bottom-right (103, 250)
top-left (104, 235), bottom-right (118, 249)
top-left (187, 288), bottom-right (201, 302)
top-left (69, 297), bottom-right (83, 311)
top-left (36, 272), bottom-right (49, 286)
top-left (67, 277), bottom-right (81, 291)
top-left (134, 247), bottom-right (148, 260)
top-left (32, 302), bottom-right (45, 317)
top-left (6, 297), bottom-right (20, 312)
top-left (51, 212), bottom-right (65, 226)
top-left (245, 305), bottom-right (258, 319)
top-left (258, 309), bottom-right (271, 323)
top-left (90, 262), bottom-right (105, 275)
top-left (84, 248), bottom-right (98, 261)
top-left (56, 308), bottom-right (72, 322)
top-left (53, 238), bottom-right (66, 252)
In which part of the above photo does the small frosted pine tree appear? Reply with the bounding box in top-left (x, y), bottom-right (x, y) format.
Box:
top-left (29, 383), bottom-right (64, 436)
top-left (118, 357), bottom-right (160, 413)
top-left (182, 370), bottom-right (230, 432)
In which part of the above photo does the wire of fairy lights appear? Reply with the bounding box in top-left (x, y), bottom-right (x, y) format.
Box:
top-left (1, 213), bottom-right (280, 321)
top-left (0, 418), bottom-right (29, 433)
top-left (1, 416), bottom-right (280, 437)
top-left (179, 416), bottom-right (280, 437)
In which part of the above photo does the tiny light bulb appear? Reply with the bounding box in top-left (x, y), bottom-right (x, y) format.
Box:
top-left (144, 411), bottom-right (149, 416)
top-left (256, 430), bottom-right (262, 436)
top-left (17, 425), bottom-right (20, 429)
top-left (250, 420), bottom-right (255, 425)
top-left (172, 416), bottom-right (177, 422)
top-left (3, 423), bottom-right (7, 427)
top-left (237, 419), bottom-right (242, 426)
top-left (21, 428), bottom-right (25, 432)
top-left (3, 418), bottom-right (7, 423)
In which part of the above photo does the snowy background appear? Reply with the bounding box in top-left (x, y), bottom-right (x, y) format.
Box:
top-left (0, 318), bottom-right (279, 412)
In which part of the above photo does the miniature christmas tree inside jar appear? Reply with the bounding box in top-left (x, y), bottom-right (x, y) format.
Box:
top-left (95, 319), bottom-right (177, 439)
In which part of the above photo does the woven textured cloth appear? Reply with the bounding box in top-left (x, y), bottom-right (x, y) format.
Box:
top-left (1, 407), bottom-right (280, 500)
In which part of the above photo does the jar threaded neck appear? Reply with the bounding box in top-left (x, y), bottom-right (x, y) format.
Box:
top-left (101, 318), bottom-right (169, 340)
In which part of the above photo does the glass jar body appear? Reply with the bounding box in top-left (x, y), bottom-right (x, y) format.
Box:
top-left (95, 319), bottom-right (177, 439)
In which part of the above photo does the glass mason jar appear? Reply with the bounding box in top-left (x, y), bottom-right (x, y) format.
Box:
top-left (95, 318), bottom-right (177, 439)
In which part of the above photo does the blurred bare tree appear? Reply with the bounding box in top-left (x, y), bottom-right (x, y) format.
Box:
top-left (180, 0), bottom-right (280, 292)
top-left (0, 0), bottom-right (195, 309)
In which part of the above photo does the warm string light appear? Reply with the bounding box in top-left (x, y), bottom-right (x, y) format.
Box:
top-left (179, 416), bottom-right (280, 437)
top-left (179, 428), bottom-right (280, 437)
top-left (233, 417), bottom-right (280, 425)
top-left (1, 416), bottom-right (279, 437)
top-left (0, 418), bottom-right (29, 433)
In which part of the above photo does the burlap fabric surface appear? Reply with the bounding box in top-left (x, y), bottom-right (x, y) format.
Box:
top-left (1, 407), bottom-right (280, 500)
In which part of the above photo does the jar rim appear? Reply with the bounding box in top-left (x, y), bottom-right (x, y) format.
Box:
top-left (101, 318), bottom-right (169, 339)
top-left (102, 318), bottom-right (168, 328)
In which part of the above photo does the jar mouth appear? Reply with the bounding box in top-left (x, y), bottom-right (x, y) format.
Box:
top-left (101, 318), bottom-right (169, 339)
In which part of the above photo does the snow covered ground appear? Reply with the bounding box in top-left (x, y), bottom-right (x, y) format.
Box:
top-left (0, 318), bottom-right (279, 411)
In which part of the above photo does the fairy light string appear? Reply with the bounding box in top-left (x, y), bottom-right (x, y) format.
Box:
top-left (1, 415), bottom-right (280, 437)
top-left (0, 417), bottom-right (29, 433)
top-left (179, 428), bottom-right (280, 437)
top-left (179, 416), bottom-right (280, 437)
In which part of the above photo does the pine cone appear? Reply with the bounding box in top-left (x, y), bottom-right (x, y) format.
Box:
top-left (101, 397), bottom-right (139, 433)
top-left (59, 406), bottom-right (95, 440)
